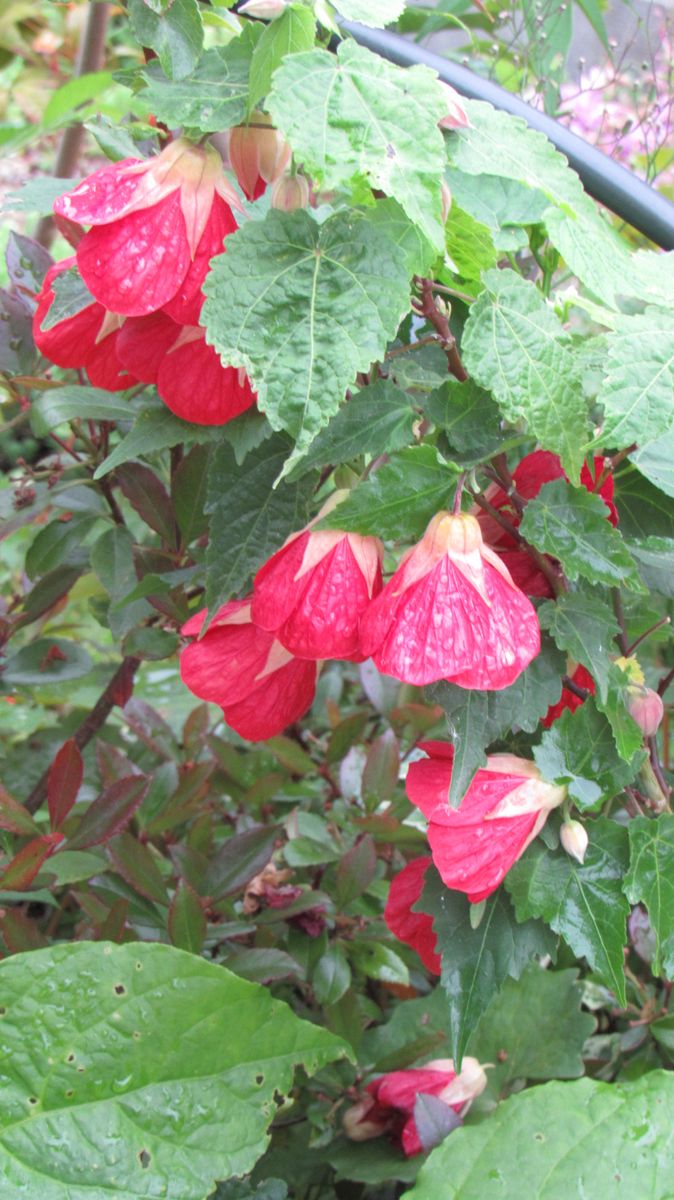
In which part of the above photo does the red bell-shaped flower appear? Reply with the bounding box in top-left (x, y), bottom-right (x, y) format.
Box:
top-left (384, 856), bottom-right (440, 974)
top-left (343, 1058), bottom-right (487, 1157)
top-left (180, 600), bottom-right (318, 741)
top-left (359, 511), bottom-right (540, 689)
top-left (33, 258), bottom-right (136, 392)
top-left (252, 502), bottom-right (384, 660)
top-left (406, 741), bottom-right (566, 902)
top-left (54, 139), bottom-right (240, 318)
top-left (116, 311), bottom-right (256, 426)
top-left (477, 450), bottom-right (618, 598)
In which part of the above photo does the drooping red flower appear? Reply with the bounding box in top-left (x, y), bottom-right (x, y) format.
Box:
top-left (252, 505), bottom-right (383, 660)
top-left (180, 600), bottom-right (318, 741)
top-left (384, 856), bottom-right (440, 974)
top-left (541, 663), bottom-right (595, 728)
top-left (343, 1058), bottom-right (487, 1157)
top-left (116, 312), bottom-right (256, 425)
top-left (54, 140), bottom-right (240, 318)
top-left (229, 114), bottom-right (291, 201)
top-left (359, 511), bottom-right (540, 689)
top-left (476, 450), bottom-right (618, 597)
top-left (406, 741), bottom-right (566, 902)
top-left (32, 258), bottom-right (136, 392)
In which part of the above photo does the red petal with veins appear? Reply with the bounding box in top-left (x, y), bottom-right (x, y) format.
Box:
top-left (180, 620), bottom-right (277, 707)
top-left (446, 558), bottom-right (540, 690)
top-left (181, 599), bottom-right (250, 638)
top-left (77, 190), bottom-right (190, 316)
top-left (116, 311), bottom-right (182, 384)
top-left (53, 158), bottom-right (145, 224)
top-left (406, 745), bottom-right (560, 902)
top-left (384, 857), bottom-right (440, 974)
top-left (156, 334), bottom-right (256, 425)
top-left (84, 330), bottom-right (136, 392)
top-left (223, 657), bottom-right (318, 741)
top-left (253, 531), bottom-right (383, 660)
top-left (162, 193), bottom-right (238, 326)
top-left (369, 1066), bottom-right (455, 1113)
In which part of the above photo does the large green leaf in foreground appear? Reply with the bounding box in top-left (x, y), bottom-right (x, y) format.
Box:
top-left (404, 1072), bottom-right (674, 1199)
top-left (0, 941), bottom-right (348, 1198)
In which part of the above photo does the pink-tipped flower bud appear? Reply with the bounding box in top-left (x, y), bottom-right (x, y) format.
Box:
top-left (238, 0), bottom-right (288, 17)
top-left (229, 113), bottom-right (291, 201)
top-left (627, 686), bottom-right (664, 737)
top-left (437, 81), bottom-right (470, 130)
top-left (560, 820), bottom-right (589, 865)
top-left (440, 180), bottom-right (452, 225)
top-left (271, 173), bottom-right (310, 211)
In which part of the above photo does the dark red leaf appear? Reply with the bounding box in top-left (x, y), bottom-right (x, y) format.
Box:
top-left (0, 909), bottom-right (49, 953)
top-left (97, 898), bottom-right (130, 943)
top-left (0, 832), bottom-right (64, 890)
top-left (47, 738), bottom-right (83, 830)
top-left (107, 831), bottom-right (168, 905)
top-left (66, 775), bottom-right (148, 850)
top-left (116, 462), bottom-right (178, 545)
top-left (0, 784), bottom-right (41, 837)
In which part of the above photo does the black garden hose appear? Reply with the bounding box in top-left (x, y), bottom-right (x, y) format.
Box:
top-left (340, 19), bottom-right (674, 251)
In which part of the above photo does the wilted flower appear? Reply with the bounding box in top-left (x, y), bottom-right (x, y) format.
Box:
top-left (180, 600), bottom-right (318, 741)
top-left (116, 311), bottom-right (255, 425)
top-left (384, 856), bottom-right (440, 974)
top-left (359, 510), bottom-right (540, 689)
top-left (252, 499), bottom-right (383, 660)
top-left (406, 741), bottom-right (566, 901)
top-left (33, 258), bottom-right (135, 392)
top-left (54, 139), bottom-right (240, 318)
top-left (229, 113), bottom-right (291, 201)
top-left (343, 1058), bottom-right (487, 1156)
top-left (560, 820), bottom-right (589, 865)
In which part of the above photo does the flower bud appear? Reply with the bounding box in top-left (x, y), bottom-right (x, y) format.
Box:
top-left (627, 686), bottom-right (664, 737)
top-left (271, 173), bottom-right (310, 211)
top-left (437, 81), bottom-right (470, 130)
top-left (229, 114), bottom-right (291, 200)
top-left (440, 180), bottom-right (452, 224)
top-left (342, 1096), bottom-right (391, 1142)
top-left (238, 0), bottom-right (288, 17)
top-left (560, 820), bottom-right (588, 865)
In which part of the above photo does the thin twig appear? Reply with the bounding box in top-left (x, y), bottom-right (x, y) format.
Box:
top-left (470, 490), bottom-right (566, 597)
top-left (612, 588), bottom-right (630, 655)
top-left (413, 277), bottom-right (468, 382)
top-left (658, 665), bottom-right (674, 698)
top-left (626, 615), bottom-right (671, 655)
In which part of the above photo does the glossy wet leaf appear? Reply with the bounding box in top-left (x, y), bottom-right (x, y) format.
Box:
top-left (538, 591), bottom-right (619, 703)
top-left (505, 817), bottom-right (629, 1003)
top-left (0, 941), bottom-right (349, 1197)
top-left (420, 869), bottom-right (557, 1065)
top-left (534, 703), bottom-right (642, 811)
top-left (403, 1072), bottom-right (674, 1199)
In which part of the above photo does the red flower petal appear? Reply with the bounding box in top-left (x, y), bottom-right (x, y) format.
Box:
top-left (384, 857), bottom-right (440, 974)
top-left (180, 621), bottom-right (277, 707)
top-left (83, 328), bottom-right (136, 392)
top-left (223, 656), bottom-right (318, 741)
top-left (156, 333), bottom-right (255, 425)
top-left (253, 530), bottom-right (383, 660)
top-left (406, 745), bottom-right (564, 902)
top-left (53, 158), bottom-right (145, 224)
top-left (369, 1066), bottom-right (454, 1112)
top-left (162, 193), bottom-right (238, 326)
top-left (116, 311), bottom-right (182, 384)
top-left (445, 556), bottom-right (541, 690)
top-left (77, 190), bottom-right (191, 316)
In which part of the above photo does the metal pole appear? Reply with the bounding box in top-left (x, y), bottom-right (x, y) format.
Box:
top-left (340, 20), bottom-right (674, 251)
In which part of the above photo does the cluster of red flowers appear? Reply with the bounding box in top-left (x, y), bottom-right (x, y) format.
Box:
top-left (32, 136), bottom-right (279, 423)
top-left (180, 500), bottom-right (543, 740)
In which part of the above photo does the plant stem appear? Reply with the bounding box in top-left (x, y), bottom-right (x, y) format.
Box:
top-left (469, 490), bottom-right (567, 597)
top-left (35, 2), bottom-right (111, 248)
top-left (612, 588), bottom-right (630, 655)
top-left (413, 277), bottom-right (468, 382)
top-left (626, 616), bottom-right (671, 655)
